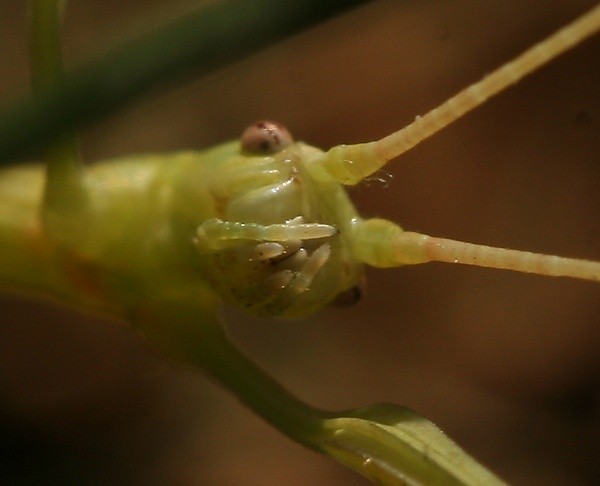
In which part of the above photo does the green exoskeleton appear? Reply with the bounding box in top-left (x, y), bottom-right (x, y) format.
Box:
top-left (2, 8), bottom-right (599, 322)
top-left (4, 109), bottom-right (599, 322)
top-left (2, 2), bottom-right (600, 484)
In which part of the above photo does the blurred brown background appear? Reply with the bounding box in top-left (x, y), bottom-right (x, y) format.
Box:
top-left (1, 1), bottom-right (599, 484)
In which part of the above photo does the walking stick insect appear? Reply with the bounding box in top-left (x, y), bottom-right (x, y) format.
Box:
top-left (1, 0), bottom-right (595, 484)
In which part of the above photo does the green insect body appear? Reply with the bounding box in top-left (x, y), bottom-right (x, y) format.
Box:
top-left (0, 152), bottom-right (213, 316)
top-left (3, 4), bottom-right (600, 327)
top-left (1, 4), bottom-right (600, 484)
top-left (2, 115), bottom-right (599, 328)
top-left (0, 129), bottom-right (375, 320)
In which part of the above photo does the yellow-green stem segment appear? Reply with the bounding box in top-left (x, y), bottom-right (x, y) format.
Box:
top-left (28, 0), bottom-right (86, 225)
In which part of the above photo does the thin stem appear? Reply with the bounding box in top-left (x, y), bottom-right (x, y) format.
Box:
top-left (28, 0), bottom-right (86, 214)
top-left (136, 299), bottom-right (330, 445)
top-left (2, 0), bottom-right (370, 164)
top-left (138, 301), bottom-right (505, 485)
top-left (189, 319), bottom-right (330, 444)
top-left (29, 0), bottom-right (66, 91)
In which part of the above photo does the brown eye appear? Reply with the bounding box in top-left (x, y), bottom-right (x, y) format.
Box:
top-left (240, 121), bottom-right (293, 154)
top-left (330, 284), bottom-right (363, 307)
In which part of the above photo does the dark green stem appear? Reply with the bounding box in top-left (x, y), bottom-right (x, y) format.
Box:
top-left (139, 300), bottom-right (332, 447)
top-left (139, 303), bottom-right (505, 485)
top-left (190, 319), bottom-right (332, 445)
top-left (3, 0), bottom-right (370, 164)
top-left (28, 0), bottom-right (86, 215)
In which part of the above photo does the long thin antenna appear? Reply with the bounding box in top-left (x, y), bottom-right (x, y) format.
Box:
top-left (322, 4), bottom-right (600, 184)
top-left (374, 3), bottom-right (600, 161)
top-left (394, 232), bottom-right (600, 282)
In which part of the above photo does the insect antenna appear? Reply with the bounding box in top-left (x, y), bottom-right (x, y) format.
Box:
top-left (395, 232), bottom-right (600, 282)
top-left (318, 4), bottom-right (600, 283)
top-left (352, 221), bottom-right (600, 282)
top-left (321, 4), bottom-right (600, 185)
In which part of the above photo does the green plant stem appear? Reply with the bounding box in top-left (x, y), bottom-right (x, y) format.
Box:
top-left (195, 321), bottom-right (505, 484)
top-left (29, 0), bottom-right (66, 91)
top-left (3, 0), bottom-right (370, 164)
top-left (189, 319), bottom-right (330, 443)
top-left (139, 299), bottom-right (504, 485)
top-left (28, 0), bottom-right (86, 214)
top-left (138, 299), bottom-right (331, 444)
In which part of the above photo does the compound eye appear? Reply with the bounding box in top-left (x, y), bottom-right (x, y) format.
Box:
top-left (240, 121), bottom-right (293, 154)
top-left (330, 284), bottom-right (363, 307)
